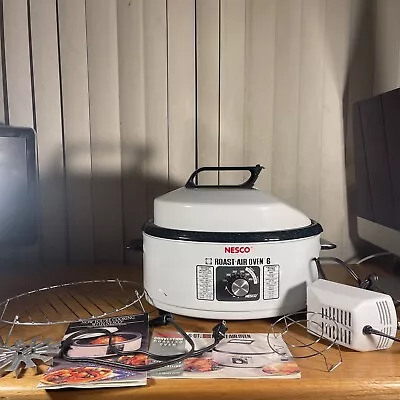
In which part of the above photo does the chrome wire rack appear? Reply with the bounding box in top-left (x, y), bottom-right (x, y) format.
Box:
top-left (268, 311), bottom-right (343, 372)
top-left (0, 279), bottom-right (145, 327)
top-left (0, 279), bottom-right (145, 377)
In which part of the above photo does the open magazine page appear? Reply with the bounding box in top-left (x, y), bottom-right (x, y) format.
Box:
top-left (38, 313), bottom-right (149, 390)
top-left (149, 332), bottom-right (300, 379)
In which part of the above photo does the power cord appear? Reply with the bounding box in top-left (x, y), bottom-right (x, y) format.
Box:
top-left (363, 325), bottom-right (400, 343)
top-left (313, 257), bottom-right (327, 280)
top-left (356, 252), bottom-right (392, 265)
top-left (315, 257), bottom-right (400, 310)
top-left (317, 256), bottom-right (362, 286)
top-left (60, 313), bottom-right (228, 372)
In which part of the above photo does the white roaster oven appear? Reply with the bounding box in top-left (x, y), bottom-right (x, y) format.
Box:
top-left (143, 165), bottom-right (323, 320)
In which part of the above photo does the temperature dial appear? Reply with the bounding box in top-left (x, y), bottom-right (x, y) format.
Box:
top-left (230, 277), bottom-right (250, 297)
top-left (216, 266), bottom-right (260, 302)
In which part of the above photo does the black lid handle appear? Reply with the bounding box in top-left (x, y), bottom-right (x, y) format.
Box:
top-left (185, 165), bottom-right (264, 189)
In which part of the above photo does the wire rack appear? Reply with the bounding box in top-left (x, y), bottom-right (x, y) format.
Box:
top-left (0, 279), bottom-right (145, 328)
top-left (0, 279), bottom-right (146, 377)
top-left (267, 311), bottom-right (343, 372)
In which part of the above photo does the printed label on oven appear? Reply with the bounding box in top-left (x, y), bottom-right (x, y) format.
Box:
top-left (263, 265), bottom-right (280, 300)
top-left (213, 257), bottom-right (271, 266)
top-left (196, 265), bottom-right (214, 301)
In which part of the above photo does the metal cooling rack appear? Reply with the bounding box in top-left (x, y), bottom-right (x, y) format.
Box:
top-left (0, 279), bottom-right (145, 327)
top-left (0, 279), bottom-right (145, 378)
top-left (267, 311), bottom-right (343, 372)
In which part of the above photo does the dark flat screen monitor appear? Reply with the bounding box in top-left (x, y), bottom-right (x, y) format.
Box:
top-left (0, 126), bottom-right (38, 246)
top-left (353, 88), bottom-right (400, 257)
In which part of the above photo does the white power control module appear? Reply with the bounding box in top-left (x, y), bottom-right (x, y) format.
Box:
top-left (307, 279), bottom-right (398, 352)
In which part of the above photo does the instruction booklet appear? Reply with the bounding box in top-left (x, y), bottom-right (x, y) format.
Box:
top-left (148, 331), bottom-right (301, 379)
top-left (38, 313), bottom-right (149, 389)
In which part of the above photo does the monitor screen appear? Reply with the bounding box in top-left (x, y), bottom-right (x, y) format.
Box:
top-left (353, 88), bottom-right (400, 257)
top-left (0, 126), bottom-right (38, 246)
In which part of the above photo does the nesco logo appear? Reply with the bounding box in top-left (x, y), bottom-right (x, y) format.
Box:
top-left (224, 246), bottom-right (251, 254)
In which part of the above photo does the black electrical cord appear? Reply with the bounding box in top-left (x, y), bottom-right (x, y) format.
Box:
top-left (317, 257), bottom-right (400, 310)
top-left (313, 257), bottom-right (327, 280)
top-left (363, 325), bottom-right (400, 343)
top-left (317, 256), bottom-right (362, 286)
top-left (60, 314), bottom-right (228, 372)
top-left (187, 320), bottom-right (229, 357)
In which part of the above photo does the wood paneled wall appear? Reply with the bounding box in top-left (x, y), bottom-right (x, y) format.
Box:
top-left (0, 0), bottom-right (397, 266)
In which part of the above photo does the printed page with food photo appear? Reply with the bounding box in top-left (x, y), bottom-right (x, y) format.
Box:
top-left (38, 313), bottom-right (149, 389)
top-left (148, 332), bottom-right (301, 379)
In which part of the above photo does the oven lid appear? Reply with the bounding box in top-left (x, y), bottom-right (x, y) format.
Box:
top-left (154, 187), bottom-right (312, 232)
top-left (153, 165), bottom-right (313, 232)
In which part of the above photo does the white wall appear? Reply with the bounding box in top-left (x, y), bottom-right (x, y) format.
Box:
top-left (1, 0), bottom-right (395, 266)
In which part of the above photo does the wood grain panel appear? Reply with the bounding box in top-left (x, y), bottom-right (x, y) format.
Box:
top-left (1, 0), bottom-right (39, 266)
top-left (117, 0), bottom-right (147, 265)
top-left (86, 0), bottom-right (123, 263)
top-left (297, 0), bottom-right (326, 220)
top-left (244, 0), bottom-right (275, 193)
top-left (58, 0), bottom-right (94, 264)
top-left (143, 0), bottom-right (169, 216)
top-left (30, 0), bottom-right (67, 265)
top-left (272, 0), bottom-right (301, 206)
top-left (373, 0), bottom-right (400, 95)
top-left (0, 71), bottom-right (3, 123)
top-left (3, 263), bottom-right (400, 399)
top-left (398, 22), bottom-right (400, 87)
top-left (3, 0), bottom-right (32, 128)
top-left (342, 0), bottom-right (375, 260)
top-left (319, 0), bottom-right (351, 257)
top-left (2, 0), bottom-right (376, 263)
top-left (219, 0), bottom-right (246, 185)
top-left (196, 0), bottom-right (219, 185)
top-left (167, 0), bottom-right (195, 188)
top-left (0, 5), bottom-right (4, 124)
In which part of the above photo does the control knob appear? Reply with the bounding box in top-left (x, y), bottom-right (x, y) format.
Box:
top-left (229, 275), bottom-right (250, 297)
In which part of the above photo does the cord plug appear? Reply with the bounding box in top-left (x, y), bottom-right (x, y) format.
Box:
top-left (212, 320), bottom-right (228, 343)
top-left (149, 313), bottom-right (173, 328)
top-left (363, 325), bottom-right (400, 343)
top-left (362, 325), bottom-right (374, 335)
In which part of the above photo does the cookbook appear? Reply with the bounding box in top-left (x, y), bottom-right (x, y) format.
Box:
top-left (38, 313), bottom-right (149, 389)
top-left (148, 331), bottom-right (301, 379)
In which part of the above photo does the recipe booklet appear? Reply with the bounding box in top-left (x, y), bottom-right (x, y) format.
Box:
top-left (38, 313), bottom-right (149, 389)
top-left (148, 332), bottom-right (301, 379)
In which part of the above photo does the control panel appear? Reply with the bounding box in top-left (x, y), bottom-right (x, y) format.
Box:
top-left (216, 266), bottom-right (260, 301)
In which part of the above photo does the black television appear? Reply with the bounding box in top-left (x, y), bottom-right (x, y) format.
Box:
top-left (0, 125), bottom-right (38, 246)
top-left (353, 87), bottom-right (400, 257)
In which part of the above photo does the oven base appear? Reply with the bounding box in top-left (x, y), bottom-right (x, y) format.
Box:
top-left (146, 296), bottom-right (305, 320)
